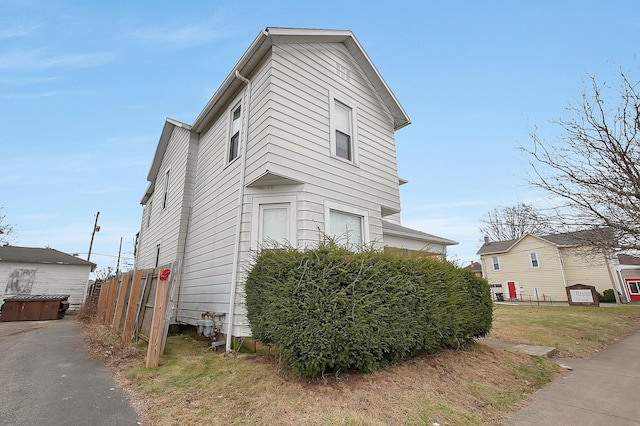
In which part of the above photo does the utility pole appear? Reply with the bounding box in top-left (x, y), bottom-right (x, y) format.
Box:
top-left (87, 211), bottom-right (100, 262)
top-left (116, 236), bottom-right (123, 274)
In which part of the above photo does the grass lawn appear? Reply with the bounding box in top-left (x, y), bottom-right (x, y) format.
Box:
top-left (491, 304), bottom-right (640, 357)
top-left (81, 303), bottom-right (640, 425)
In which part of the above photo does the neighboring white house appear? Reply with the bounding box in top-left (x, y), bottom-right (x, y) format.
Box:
top-left (477, 231), bottom-right (633, 303)
top-left (135, 27), bottom-right (457, 349)
top-left (0, 245), bottom-right (96, 310)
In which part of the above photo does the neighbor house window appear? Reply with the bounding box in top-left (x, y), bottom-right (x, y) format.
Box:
top-left (627, 280), bottom-right (640, 295)
top-left (163, 170), bottom-right (170, 209)
top-left (491, 256), bottom-right (501, 271)
top-left (330, 95), bottom-right (358, 163)
top-left (228, 104), bottom-right (242, 162)
top-left (530, 252), bottom-right (540, 268)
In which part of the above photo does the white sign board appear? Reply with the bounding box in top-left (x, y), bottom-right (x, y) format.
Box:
top-left (570, 289), bottom-right (594, 303)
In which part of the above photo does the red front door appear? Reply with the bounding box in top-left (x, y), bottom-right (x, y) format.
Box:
top-left (507, 281), bottom-right (517, 299)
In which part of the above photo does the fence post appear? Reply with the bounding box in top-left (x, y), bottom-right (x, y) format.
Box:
top-left (103, 277), bottom-right (118, 327)
top-left (122, 270), bottom-right (143, 346)
top-left (146, 268), bottom-right (171, 368)
top-left (113, 273), bottom-right (130, 332)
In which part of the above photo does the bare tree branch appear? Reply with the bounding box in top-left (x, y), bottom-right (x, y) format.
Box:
top-left (0, 205), bottom-right (16, 245)
top-left (479, 203), bottom-right (554, 241)
top-left (522, 69), bottom-right (640, 252)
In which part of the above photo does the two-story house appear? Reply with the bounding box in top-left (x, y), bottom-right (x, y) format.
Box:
top-left (477, 230), bottom-right (632, 303)
top-left (135, 27), bottom-right (457, 350)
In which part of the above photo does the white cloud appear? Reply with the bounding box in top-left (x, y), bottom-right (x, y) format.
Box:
top-left (1, 91), bottom-right (62, 99)
top-left (0, 48), bottom-right (114, 70)
top-left (0, 24), bottom-right (39, 39)
top-left (128, 22), bottom-right (232, 48)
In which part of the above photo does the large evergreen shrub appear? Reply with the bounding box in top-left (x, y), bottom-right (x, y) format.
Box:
top-left (245, 243), bottom-right (492, 377)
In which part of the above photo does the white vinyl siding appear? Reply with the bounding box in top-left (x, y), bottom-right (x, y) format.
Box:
top-left (179, 91), bottom-right (248, 329)
top-left (482, 235), bottom-right (615, 302)
top-left (244, 42), bottom-right (400, 218)
top-left (136, 125), bottom-right (194, 270)
top-left (0, 262), bottom-right (93, 310)
top-left (142, 38), bottom-right (406, 337)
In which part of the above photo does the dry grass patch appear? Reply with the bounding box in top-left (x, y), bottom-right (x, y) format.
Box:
top-left (491, 305), bottom-right (640, 357)
top-left (105, 333), bottom-right (560, 426)
top-left (79, 304), bottom-right (640, 425)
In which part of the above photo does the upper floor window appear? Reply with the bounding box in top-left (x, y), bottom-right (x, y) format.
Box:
top-left (228, 104), bottom-right (242, 162)
top-left (162, 170), bottom-right (170, 209)
top-left (147, 200), bottom-right (153, 228)
top-left (330, 95), bottom-right (358, 164)
top-left (491, 256), bottom-right (501, 271)
top-left (155, 243), bottom-right (161, 268)
top-left (334, 102), bottom-right (352, 160)
top-left (530, 252), bottom-right (540, 268)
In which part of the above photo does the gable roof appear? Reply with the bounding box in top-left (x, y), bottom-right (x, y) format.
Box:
top-left (0, 245), bottom-right (96, 270)
top-left (142, 118), bottom-right (191, 204)
top-left (477, 229), bottom-right (614, 256)
top-left (192, 27), bottom-right (411, 133)
top-left (464, 261), bottom-right (483, 273)
top-left (382, 221), bottom-right (458, 246)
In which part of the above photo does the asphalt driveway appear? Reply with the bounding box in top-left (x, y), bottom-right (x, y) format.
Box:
top-left (0, 315), bottom-right (140, 426)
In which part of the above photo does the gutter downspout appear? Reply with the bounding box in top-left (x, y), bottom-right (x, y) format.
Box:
top-left (556, 247), bottom-right (568, 288)
top-left (604, 252), bottom-right (622, 305)
top-left (226, 70), bottom-right (252, 352)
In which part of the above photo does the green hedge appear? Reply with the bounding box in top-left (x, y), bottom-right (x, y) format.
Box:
top-left (245, 243), bottom-right (492, 377)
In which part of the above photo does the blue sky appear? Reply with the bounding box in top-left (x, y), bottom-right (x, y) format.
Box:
top-left (1, 0), bottom-right (638, 272)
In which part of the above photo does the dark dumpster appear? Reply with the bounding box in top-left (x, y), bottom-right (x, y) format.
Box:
top-left (0, 294), bottom-right (70, 321)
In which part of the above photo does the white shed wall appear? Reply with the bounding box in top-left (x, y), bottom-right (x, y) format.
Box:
top-left (0, 262), bottom-right (92, 309)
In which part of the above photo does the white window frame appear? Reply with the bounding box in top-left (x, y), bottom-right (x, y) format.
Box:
top-left (250, 196), bottom-right (297, 250)
top-left (626, 279), bottom-right (640, 295)
top-left (162, 169), bottom-right (170, 209)
top-left (329, 92), bottom-right (358, 164)
top-left (227, 103), bottom-right (242, 163)
top-left (491, 256), bottom-right (501, 271)
top-left (324, 200), bottom-right (370, 250)
top-left (530, 252), bottom-right (540, 268)
top-left (147, 199), bottom-right (153, 228)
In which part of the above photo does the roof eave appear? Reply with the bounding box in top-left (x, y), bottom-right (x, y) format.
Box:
top-left (383, 228), bottom-right (458, 246)
top-left (191, 27), bottom-right (411, 133)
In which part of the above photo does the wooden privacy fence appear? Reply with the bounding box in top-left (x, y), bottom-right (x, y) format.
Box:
top-left (95, 261), bottom-right (180, 368)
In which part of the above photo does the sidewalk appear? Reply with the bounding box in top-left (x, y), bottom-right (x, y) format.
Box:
top-left (0, 315), bottom-right (140, 426)
top-left (499, 329), bottom-right (640, 425)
